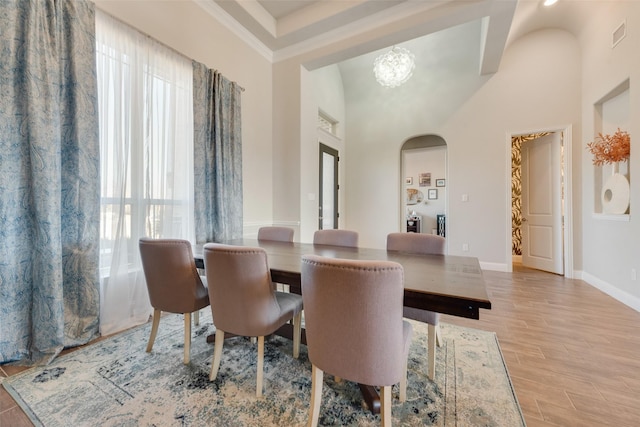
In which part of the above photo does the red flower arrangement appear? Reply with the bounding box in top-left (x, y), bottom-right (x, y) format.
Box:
top-left (587, 128), bottom-right (631, 166)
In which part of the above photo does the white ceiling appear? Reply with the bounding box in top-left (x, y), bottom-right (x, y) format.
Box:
top-left (205, 0), bottom-right (606, 87)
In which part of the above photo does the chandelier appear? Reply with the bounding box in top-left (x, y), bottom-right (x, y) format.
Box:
top-left (373, 46), bottom-right (415, 88)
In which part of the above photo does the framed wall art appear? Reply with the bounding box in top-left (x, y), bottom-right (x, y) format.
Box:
top-left (436, 179), bottom-right (445, 187)
top-left (428, 188), bottom-right (438, 200)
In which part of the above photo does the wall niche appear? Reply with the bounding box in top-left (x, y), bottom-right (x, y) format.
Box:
top-left (592, 79), bottom-right (630, 217)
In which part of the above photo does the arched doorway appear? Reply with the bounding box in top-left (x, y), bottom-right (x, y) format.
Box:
top-left (400, 135), bottom-right (447, 238)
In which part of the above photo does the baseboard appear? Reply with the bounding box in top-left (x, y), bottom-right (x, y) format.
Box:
top-left (581, 271), bottom-right (640, 313)
top-left (479, 261), bottom-right (510, 272)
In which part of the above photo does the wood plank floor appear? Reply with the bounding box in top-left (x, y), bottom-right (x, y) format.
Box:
top-left (442, 264), bottom-right (640, 427)
top-left (2, 264), bottom-right (640, 426)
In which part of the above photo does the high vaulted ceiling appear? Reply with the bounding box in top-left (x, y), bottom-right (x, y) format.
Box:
top-left (200, 0), bottom-right (606, 87)
top-left (206, 0), bottom-right (518, 73)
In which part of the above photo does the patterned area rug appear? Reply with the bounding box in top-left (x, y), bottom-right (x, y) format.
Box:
top-left (3, 312), bottom-right (525, 426)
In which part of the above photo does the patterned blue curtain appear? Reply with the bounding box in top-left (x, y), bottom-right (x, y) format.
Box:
top-left (193, 61), bottom-right (243, 243)
top-left (0, 0), bottom-right (100, 365)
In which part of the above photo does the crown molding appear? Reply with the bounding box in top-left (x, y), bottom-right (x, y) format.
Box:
top-left (273, 0), bottom-right (438, 64)
top-left (193, 0), bottom-right (274, 62)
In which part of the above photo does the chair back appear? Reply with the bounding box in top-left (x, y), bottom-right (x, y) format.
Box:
top-left (203, 243), bottom-right (282, 337)
top-left (257, 226), bottom-right (294, 242)
top-left (139, 238), bottom-right (208, 313)
top-left (387, 232), bottom-right (442, 326)
top-left (313, 229), bottom-right (358, 248)
top-left (387, 232), bottom-right (445, 255)
top-left (301, 255), bottom-right (405, 386)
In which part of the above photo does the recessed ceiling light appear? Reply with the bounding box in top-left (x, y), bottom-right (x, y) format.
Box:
top-left (544, 0), bottom-right (558, 6)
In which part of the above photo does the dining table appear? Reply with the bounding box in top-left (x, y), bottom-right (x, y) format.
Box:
top-left (193, 238), bottom-right (491, 414)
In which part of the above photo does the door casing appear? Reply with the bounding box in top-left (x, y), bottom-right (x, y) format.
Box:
top-left (319, 143), bottom-right (339, 229)
top-left (506, 125), bottom-right (573, 278)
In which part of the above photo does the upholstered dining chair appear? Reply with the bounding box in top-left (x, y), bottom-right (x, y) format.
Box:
top-left (258, 226), bottom-right (295, 292)
top-left (301, 255), bottom-right (413, 427)
top-left (138, 238), bottom-right (210, 365)
top-left (313, 229), bottom-right (359, 247)
top-left (257, 226), bottom-right (294, 242)
top-left (386, 232), bottom-right (445, 380)
top-left (203, 243), bottom-right (303, 397)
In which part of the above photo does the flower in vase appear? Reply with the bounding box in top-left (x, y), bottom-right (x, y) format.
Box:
top-left (587, 128), bottom-right (630, 166)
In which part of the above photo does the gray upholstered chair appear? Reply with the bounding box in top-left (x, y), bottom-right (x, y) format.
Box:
top-left (257, 226), bottom-right (294, 242)
top-left (387, 232), bottom-right (445, 380)
top-left (301, 255), bottom-right (413, 427)
top-left (258, 226), bottom-right (295, 292)
top-left (313, 229), bottom-right (359, 247)
top-left (138, 238), bottom-right (210, 365)
top-left (203, 243), bottom-right (303, 397)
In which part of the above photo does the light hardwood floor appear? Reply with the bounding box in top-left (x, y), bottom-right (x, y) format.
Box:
top-left (2, 265), bottom-right (640, 426)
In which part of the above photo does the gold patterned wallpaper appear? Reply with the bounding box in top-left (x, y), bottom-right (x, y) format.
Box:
top-left (511, 133), bottom-right (550, 255)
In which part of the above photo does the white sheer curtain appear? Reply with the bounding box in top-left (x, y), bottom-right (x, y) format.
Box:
top-left (95, 10), bottom-right (195, 335)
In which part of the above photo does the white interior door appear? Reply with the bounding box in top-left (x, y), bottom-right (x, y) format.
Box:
top-left (521, 133), bottom-right (564, 274)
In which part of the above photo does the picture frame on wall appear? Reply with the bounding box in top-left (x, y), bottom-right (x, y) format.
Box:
top-left (428, 189), bottom-right (438, 200)
top-left (419, 173), bottom-right (431, 187)
top-left (436, 179), bottom-right (445, 187)
top-left (405, 177), bottom-right (413, 185)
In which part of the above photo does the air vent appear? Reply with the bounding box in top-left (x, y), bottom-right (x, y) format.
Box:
top-left (612, 20), bottom-right (626, 48)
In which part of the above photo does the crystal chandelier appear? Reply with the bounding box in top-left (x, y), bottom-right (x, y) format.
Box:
top-left (373, 46), bottom-right (415, 88)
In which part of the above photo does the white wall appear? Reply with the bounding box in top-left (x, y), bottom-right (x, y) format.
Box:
top-left (579, 1), bottom-right (640, 310)
top-left (313, 66), bottom-right (346, 140)
top-left (439, 29), bottom-right (582, 267)
top-left (343, 28), bottom-right (582, 259)
top-left (271, 60), bottom-right (302, 238)
top-left (272, 61), bottom-right (346, 243)
top-left (94, 0), bottom-right (274, 234)
top-left (311, 65), bottom-right (347, 241)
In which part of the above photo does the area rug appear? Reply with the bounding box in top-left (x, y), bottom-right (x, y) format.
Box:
top-left (3, 312), bottom-right (525, 426)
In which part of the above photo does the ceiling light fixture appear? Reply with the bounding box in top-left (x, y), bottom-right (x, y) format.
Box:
top-left (543, 0), bottom-right (558, 6)
top-left (373, 46), bottom-right (415, 88)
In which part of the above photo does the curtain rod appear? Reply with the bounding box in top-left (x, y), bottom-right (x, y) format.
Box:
top-left (94, 5), bottom-right (245, 93)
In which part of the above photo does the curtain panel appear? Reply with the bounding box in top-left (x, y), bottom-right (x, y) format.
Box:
top-left (193, 62), bottom-right (243, 244)
top-left (0, 0), bottom-right (100, 364)
top-left (95, 10), bottom-right (195, 336)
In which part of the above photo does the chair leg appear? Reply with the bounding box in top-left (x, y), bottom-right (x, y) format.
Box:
top-left (427, 323), bottom-right (436, 380)
top-left (380, 385), bottom-right (392, 427)
top-left (257, 336), bottom-right (265, 397)
top-left (308, 365), bottom-right (324, 427)
top-left (184, 313), bottom-right (191, 364)
top-left (435, 324), bottom-right (442, 347)
top-left (400, 356), bottom-right (408, 402)
top-left (209, 328), bottom-right (225, 381)
top-left (293, 312), bottom-right (302, 359)
top-left (146, 309), bottom-right (161, 353)
top-left (194, 310), bottom-right (200, 326)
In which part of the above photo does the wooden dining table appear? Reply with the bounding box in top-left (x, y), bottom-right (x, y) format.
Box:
top-left (194, 238), bottom-right (491, 413)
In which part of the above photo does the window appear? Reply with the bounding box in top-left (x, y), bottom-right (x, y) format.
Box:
top-left (95, 10), bottom-right (194, 334)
